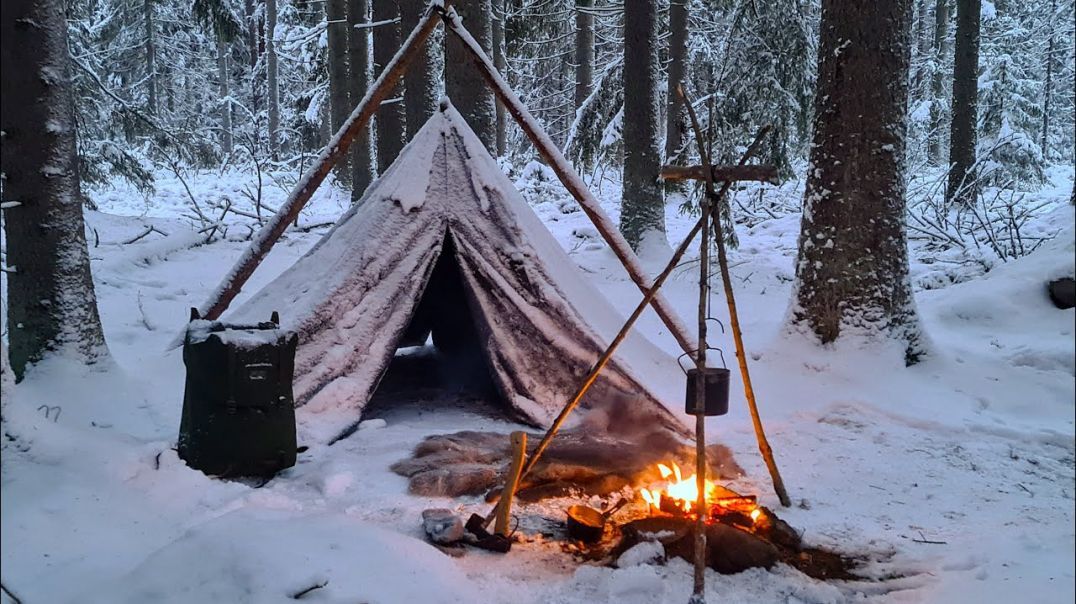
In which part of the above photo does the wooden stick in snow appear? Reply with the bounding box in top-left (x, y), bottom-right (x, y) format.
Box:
top-left (439, 7), bottom-right (697, 356)
top-left (659, 164), bottom-right (779, 184)
top-left (194, 2), bottom-right (445, 320)
top-left (680, 89), bottom-right (792, 508)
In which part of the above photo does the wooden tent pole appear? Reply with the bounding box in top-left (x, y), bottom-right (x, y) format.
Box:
top-left (195, 2), bottom-right (446, 320)
top-left (439, 7), bottom-right (697, 356)
top-left (680, 89), bottom-right (792, 508)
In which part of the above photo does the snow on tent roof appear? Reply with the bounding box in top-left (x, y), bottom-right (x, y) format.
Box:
top-left (230, 102), bottom-right (686, 442)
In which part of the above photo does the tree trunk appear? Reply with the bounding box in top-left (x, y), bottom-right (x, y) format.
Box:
top-left (144, 0), bottom-right (157, 114)
top-left (1, 0), bottom-right (109, 379)
top-left (492, 0), bottom-right (507, 156)
top-left (401, 0), bottom-right (438, 139)
top-left (267, 0), bottom-right (281, 159)
top-left (946, 0), bottom-right (980, 205)
top-left (574, 0), bottom-right (594, 112)
top-left (664, 0), bottom-right (688, 163)
top-left (348, 0), bottom-right (374, 198)
top-left (620, 0), bottom-right (665, 249)
top-left (245, 0), bottom-right (258, 69)
top-left (444, 0), bottom-right (496, 151)
top-left (790, 0), bottom-right (924, 361)
top-left (327, 0), bottom-right (351, 178)
top-left (373, 0), bottom-right (406, 172)
top-left (1040, 0), bottom-right (1056, 159)
top-left (913, 0), bottom-right (931, 98)
top-left (928, 0), bottom-right (950, 164)
top-left (217, 32), bottom-right (233, 155)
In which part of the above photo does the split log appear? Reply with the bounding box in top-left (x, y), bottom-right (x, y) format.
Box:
top-left (616, 517), bottom-right (779, 575)
top-left (658, 164), bottom-right (779, 185)
top-left (194, 3), bottom-right (444, 320)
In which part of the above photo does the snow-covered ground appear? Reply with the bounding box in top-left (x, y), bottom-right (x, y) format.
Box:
top-left (2, 163), bottom-right (1073, 603)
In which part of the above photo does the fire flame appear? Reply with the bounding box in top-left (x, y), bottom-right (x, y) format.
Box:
top-left (638, 461), bottom-right (762, 523)
top-left (638, 462), bottom-right (719, 514)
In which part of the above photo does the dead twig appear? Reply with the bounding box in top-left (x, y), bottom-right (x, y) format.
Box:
top-left (911, 531), bottom-right (947, 545)
top-left (289, 580), bottom-right (328, 600)
top-left (1, 581), bottom-right (24, 604)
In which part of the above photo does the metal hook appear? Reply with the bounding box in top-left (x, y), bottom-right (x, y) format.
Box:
top-left (676, 347), bottom-right (728, 373)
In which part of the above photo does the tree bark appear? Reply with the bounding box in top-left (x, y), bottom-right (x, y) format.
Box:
top-left (574, 0), bottom-right (594, 112)
top-left (1040, 0), bottom-right (1056, 159)
top-left (946, 0), bottom-right (980, 205)
top-left (144, 0), bottom-right (157, 114)
top-left (267, 0), bottom-right (281, 159)
top-left (928, 0), bottom-right (950, 164)
top-left (664, 0), bottom-right (688, 163)
top-left (912, 0), bottom-right (931, 97)
top-left (327, 0), bottom-right (351, 178)
top-left (620, 0), bottom-right (665, 249)
top-left (791, 0), bottom-right (924, 361)
top-left (217, 32), bottom-right (233, 155)
top-left (491, 0), bottom-right (507, 156)
top-left (401, 0), bottom-right (438, 139)
top-left (348, 0), bottom-right (374, 198)
top-left (445, 0), bottom-right (497, 151)
top-left (373, 0), bottom-right (406, 172)
top-left (1, 0), bottom-right (109, 379)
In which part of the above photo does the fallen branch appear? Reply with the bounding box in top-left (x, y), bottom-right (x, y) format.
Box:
top-left (659, 164), bottom-right (779, 184)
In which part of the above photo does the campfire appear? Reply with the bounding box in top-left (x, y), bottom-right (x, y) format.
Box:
top-left (638, 461), bottom-right (763, 526)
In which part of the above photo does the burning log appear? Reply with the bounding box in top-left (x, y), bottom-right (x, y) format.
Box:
top-left (616, 517), bottom-right (779, 575)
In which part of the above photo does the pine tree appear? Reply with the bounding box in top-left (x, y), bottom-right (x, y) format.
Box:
top-left (790, 0), bottom-right (924, 362)
top-left (619, 0), bottom-right (665, 250)
top-left (664, 0), bottom-right (689, 165)
top-left (327, 0), bottom-right (351, 177)
top-left (349, 0), bottom-right (375, 198)
top-left (928, 0), bottom-right (951, 165)
top-left (947, 0), bottom-right (980, 204)
top-left (401, 0), bottom-right (439, 139)
top-left (373, 0), bottom-right (405, 171)
top-left (445, 0), bottom-right (496, 151)
top-left (2, 0), bottom-right (109, 379)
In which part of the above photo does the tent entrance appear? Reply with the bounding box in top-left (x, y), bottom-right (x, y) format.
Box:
top-left (363, 233), bottom-right (506, 419)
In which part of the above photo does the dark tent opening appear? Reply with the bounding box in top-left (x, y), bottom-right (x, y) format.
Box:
top-left (363, 232), bottom-right (507, 420)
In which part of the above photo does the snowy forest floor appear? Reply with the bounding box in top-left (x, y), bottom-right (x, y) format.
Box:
top-left (1, 162), bottom-right (1074, 603)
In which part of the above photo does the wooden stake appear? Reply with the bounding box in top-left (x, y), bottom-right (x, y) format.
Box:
top-left (440, 7), bottom-right (697, 356)
top-left (679, 89), bottom-right (792, 508)
top-left (195, 2), bottom-right (446, 321)
top-left (494, 431), bottom-right (527, 536)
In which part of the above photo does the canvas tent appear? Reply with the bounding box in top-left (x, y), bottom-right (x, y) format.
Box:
top-left (230, 103), bottom-right (686, 442)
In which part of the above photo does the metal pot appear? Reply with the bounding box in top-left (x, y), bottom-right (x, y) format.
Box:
top-left (678, 347), bottom-right (730, 417)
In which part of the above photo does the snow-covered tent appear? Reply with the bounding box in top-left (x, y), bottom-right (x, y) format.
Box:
top-left (231, 103), bottom-right (685, 440)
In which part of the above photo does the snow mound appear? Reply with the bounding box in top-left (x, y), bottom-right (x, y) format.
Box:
top-left (91, 511), bottom-right (477, 604)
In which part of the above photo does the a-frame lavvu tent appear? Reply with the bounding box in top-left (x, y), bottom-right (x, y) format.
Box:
top-left (230, 103), bottom-right (687, 441)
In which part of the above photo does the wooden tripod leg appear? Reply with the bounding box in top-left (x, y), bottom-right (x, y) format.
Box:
top-left (494, 431), bottom-right (527, 537)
